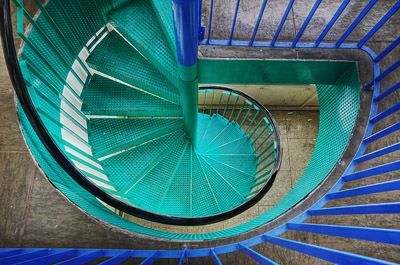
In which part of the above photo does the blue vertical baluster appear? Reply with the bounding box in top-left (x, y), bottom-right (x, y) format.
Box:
top-left (315, 0), bottom-right (351, 47)
top-left (207, 0), bottom-right (215, 44)
top-left (229, 0), bottom-right (241, 45)
top-left (249, 0), bottom-right (269, 46)
top-left (292, 0), bottom-right (322, 47)
top-left (336, 0), bottom-right (378, 47)
top-left (271, 0), bottom-right (295, 46)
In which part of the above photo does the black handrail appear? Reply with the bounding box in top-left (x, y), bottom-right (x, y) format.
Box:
top-left (0, 0), bottom-right (281, 226)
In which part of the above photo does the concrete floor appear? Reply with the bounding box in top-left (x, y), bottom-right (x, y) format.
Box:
top-left (1, 0), bottom-right (400, 264)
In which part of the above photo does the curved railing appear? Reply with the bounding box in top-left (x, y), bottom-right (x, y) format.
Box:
top-left (0, 0), bottom-right (282, 226)
top-left (198, 86), bottom-right (282, 216)
top-left (0, 0), bottom-right (400, 263)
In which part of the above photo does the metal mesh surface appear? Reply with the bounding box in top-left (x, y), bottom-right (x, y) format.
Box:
top-left (109, 0), bottom-right (178, 86)
top-left (81, 75), bottom-right (182, 117)
top-left (86, 31), bottom-right (180, 104)
top-left (88, 117), bottom-right (184, 158)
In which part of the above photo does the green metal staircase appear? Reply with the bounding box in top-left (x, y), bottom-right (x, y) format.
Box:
top-left (10, 0), bottom-right (281, 226)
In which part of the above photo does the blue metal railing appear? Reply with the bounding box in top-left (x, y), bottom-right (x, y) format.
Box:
top-left (1, 0), bottom-right (400, 264)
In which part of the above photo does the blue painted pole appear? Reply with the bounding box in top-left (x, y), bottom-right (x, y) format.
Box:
top-left (172, 0), bottom-right (200, 148)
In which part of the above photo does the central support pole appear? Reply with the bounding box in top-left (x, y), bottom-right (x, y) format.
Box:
top-left (172, 0), bottom-right (200, 148)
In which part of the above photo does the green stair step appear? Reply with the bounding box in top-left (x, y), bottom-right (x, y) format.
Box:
top-left (102, 129), bottom-right (186, 192)
top-left (158, 143), bottom-right (192, 217)
top-left (126, 138), bottom-right (188, 211)
top-left (203, 154), bottom-right (257, 176)
top-left (198, 114), bottom-right (230, 151)
top-left (200, 118), bottom-right (245, 153)
top-left (88, 117), bottom-right (184, 158)
top-left (150, 0), bottom-right (177, 56)
top-left (203, 135), bottom-right (255, 155)
top-left (198, 155), bottom-right (246, 212)
top-left (109, 0), bottom-right (178, 86)
top-left (86, 31), bottom-right (180, 104)
top-left (197, 113), bottom-right (213, 144)
top-left (191, 152), bottom-right (221, 217)
top-left (201, 155), bottom-right (256, 197)
top-left (81, 74), bottom-right (182, 117)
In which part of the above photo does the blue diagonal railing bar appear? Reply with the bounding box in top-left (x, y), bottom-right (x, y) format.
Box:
top-left (336, 0), bottom-right (378, 47)
top-left (292, 0), bottom-right (322, 47)
top-left (249, 0), bottom-right (268, 46)
top-left (263, 236), bottom-right (397, 265)
top-left (374, 81), bottom-right (400, 101)
top-left (343, 160), bottom-right (400, 182)
top-left (0, 249), bottom-right (49, 265)
top-left (271, 0), bottom-right (294, 45)
top-left (375, 36), bottom-right (400, 62)
top-left (353, 142), bottom-right (400, 163)
top-left (327, 179), bottom-right (400, 199)
top-left (140, 251), bottom-right (159, 265)
top-left (57, 250), bottom-right (103, 264)
top-left (375, 59), bottom-right (400, 82)
top-left (178, 249), bottom-right (187, 265)
top-left (370, 101), bottom-right (400, 123)
top-left (315, 0), bottom-right (350, 47)
top-left (286, 223), bottom-right (400, 245)
top-left (357, 1), bottom-right (400, 49)
top-left (228, 0), bottom-right (240, 45)
top-left (207, 0), bottom-right (214, 44)
top-left (238, 243), bottom-right (278, 265)
top-left (308, 202), bottom-right (400, 216)
top-left (14, 249), bottom-right (76, 265)
top-left (98, 251), bottom-right (131, 265)
top-left (211, 249), bottom-right (222, 265)
top-left (363, 122), bottom-right (400, 143)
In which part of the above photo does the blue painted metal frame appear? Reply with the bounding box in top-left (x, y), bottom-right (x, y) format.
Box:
top-left (1, 0), bottom-right (400, 264)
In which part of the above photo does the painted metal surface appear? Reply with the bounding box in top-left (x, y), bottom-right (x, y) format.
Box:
top-left (1, 0), bottom-right (400, 263)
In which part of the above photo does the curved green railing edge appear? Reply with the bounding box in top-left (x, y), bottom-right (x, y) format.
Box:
top-left (17, 62), bottom-right (359, 240)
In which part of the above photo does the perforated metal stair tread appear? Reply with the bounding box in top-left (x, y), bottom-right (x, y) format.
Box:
top-left (101, 129), bottom-right (186, 193)
top-left (157, 143), bottom-right (192, 217)
top-left (150, 0), bottom-right (176, 55)
top-left (108, 0), bottom-right (179, 86)
top-left (197, 154), bottom-right (246, 212)
top-left (86, 31), bottom-right (180, 104)
top-left (126, 139), bottom-right (189, 211)
top-left (88, 117), bottom-right (184, 158)
top-left (81, 74), bottom-right (182, 117)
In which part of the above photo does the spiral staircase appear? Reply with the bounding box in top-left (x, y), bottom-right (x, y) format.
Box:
top-left (1, 0), bottom-right (400, 264)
